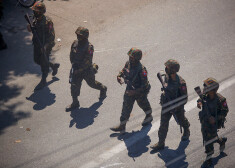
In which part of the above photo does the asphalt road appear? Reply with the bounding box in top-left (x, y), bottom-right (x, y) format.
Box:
top-left (0, 0), bottom-right (235, 168)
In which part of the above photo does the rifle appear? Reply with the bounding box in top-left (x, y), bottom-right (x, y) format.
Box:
top-left (157, 72), bottom-right (182, 133)
top-left (24, 13), bottom-right (49, 65)
top-left (123, 68), bottom-right (135, 90)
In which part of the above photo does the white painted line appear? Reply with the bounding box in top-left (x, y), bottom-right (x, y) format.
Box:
top-left (80, 75), bottom-right (235, 168)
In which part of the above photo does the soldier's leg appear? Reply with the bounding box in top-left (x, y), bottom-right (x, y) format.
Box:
top-left (84, 72), bottom-right (107, 99)
top-left (45, 46), bottom-right (60, 76)
top-left (175, 109), bottom-right (190, 141)
top-left (110, 94), bottom-right (135, 132)
top-left (150, 110), bottom-right (172, 150)
top-left (202, 122), bottom-right (217, 166)
top-left (136, 94), bottom-right (153, 126)
top-left (66, 76), bottom-right (83, 111)
top-left (34, 47), bottom-right (49, 90)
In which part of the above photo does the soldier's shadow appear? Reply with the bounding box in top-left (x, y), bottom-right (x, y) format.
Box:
top-left (26, 77), bottom-right (59, 111)
top-left (151, 140), bottom-right (190, 168)
top-left (115, 124), bottom-right (152, 159)
top-left (69, 100), bottom-right (103, 129)
top-left (200, 152), bottom-right (228, 168)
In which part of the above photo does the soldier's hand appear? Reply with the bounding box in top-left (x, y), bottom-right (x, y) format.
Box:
top-left (27, 24), bottom-right (32, 32)
top-left (209, 116), bottom-right (216, 125)
top-left (197, 102), bottom-right (202, 109)
top-left (117, 76), bottom-right (124, 85)
top-left (126, 90), bottom-right (136, 96)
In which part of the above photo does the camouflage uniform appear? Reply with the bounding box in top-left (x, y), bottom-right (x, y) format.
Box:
top-left (70, 39), bottom-right (106, 97)
top-left (158, 74), bottom-right (190, 141)
top-left (30, 2), bottom-right (60, 90)
top-left (118, 61), bottom-right (152, 124)
top-left (198, 78), bottom-right (229, 166)
top-left (110, 48), bottom-right (152, 132)
top-left (66, 27), bottom-right (107, 111)
top-left (151, 59), bottom-right (190, 150)
top-left (33, 15), bottom-right (56, 77)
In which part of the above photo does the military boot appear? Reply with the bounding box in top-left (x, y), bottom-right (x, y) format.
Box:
top-left (110, 122), bottom-right (126, 133)
top-left (150, 141), bottom-right (165, 151)
top-left (181, 128), bottom-right (190, 141)
top-left (218, 137), bottom-right (227, 153)
top-left (52, 63), bottom-right (60, 76)
top-left (142, 113), bottom-right (153, 126)
top-left (65, 98), bottom-right (80, 112)
top-left (99, 86), bottom-right (107, 100)
top-left (34, 77), bottom-right (47, 91)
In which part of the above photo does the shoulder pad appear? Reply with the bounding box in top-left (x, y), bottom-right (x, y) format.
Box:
top-left (217, 93), bottom-right (226, 102)
top-left (45, 16), bottom-right (53, 22)
top-left (88, 43), bottom-right (94, 55)
top-left (72, 40), bottom-right (78, 48)
top-left (88, 43), bottom-right (94, 51)
top-left (178, 75), bottom-right (186, 84)
top-left (141, 64), bottom-right (148, 77)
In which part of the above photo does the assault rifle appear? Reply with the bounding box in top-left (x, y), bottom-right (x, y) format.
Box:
top-left (123, 68), bottom-right (136, 90)
top-left (24, 13), bottom-right (49, 65)
top-left (157, 72), bottom-right (182, 133)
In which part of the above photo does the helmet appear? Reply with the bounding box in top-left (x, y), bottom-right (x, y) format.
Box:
top-left (127, 48), bottom-right (142, 61)
top-left (203, 77), bottom-right (219, 93)
top-left (32, 2), bottom-right (46, 14)
top-left (164, 59), bottom-right (180, 73)
top-left (75, 27), bottom-right (89, 39)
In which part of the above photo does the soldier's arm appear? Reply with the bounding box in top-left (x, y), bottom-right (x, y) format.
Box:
top-left (45, 18), bottom-right (55, 47)
top-left (117, 61), bottom-right (129, 78)
top-left (78, 44), bottom-right (94, 71)
top-left (218, 97), bottom-right (229, 119)
top-left (136, 67), bottom-right (149, 93)
top-left (179, 77), bottom-right (188, 105)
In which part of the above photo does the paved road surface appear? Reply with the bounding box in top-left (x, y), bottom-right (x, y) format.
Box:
top-left (0, 0), bottom-right (234, 167)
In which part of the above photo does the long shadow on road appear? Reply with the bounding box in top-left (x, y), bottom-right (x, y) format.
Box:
top-left (25, 77), bottom-right (59, 110)
top-left (115, 124), bottom-right (152, 160)
top-left (150, 140), bottom-right (190, 168)
top-left (0, 102), bottom-right (31, 135)
top-left (69, 100), bottom-right (103, 129)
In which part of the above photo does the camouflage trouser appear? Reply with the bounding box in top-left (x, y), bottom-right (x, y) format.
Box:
top-left (201, 120), bottom-right (218, 156)
top-left (120, 92), bottom-right (152, 123)
top-left (158, 108), bottom-right (190, 143)
top-left (71, 70), bottom-right (106, 98)
top-left (34, 45), bottom-right (54, 78)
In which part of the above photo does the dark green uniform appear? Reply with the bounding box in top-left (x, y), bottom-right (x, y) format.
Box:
top-left (69, 39), bottom-right (106, 98)
top-left (32, 15), bottom-right (55, 78)
top-left (198, 93), bottom-right (229, 157)
top-left (117, 61), bottom-right (152, 123)
top-left (158, 74), bottom-right (190, 142)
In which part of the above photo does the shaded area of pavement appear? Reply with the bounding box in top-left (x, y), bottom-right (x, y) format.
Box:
top-left (26, 77), bottom-right (59, 110)
top-left (0, 102), bottom-right (31, 135)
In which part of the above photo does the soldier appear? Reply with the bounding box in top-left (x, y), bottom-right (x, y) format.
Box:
top-left (197, 78), bottom-right (229, 167)
top-left (27, 2), bottom-right (60, 90)
top-left (65, 27), bottom-right (107, 111)
top-left (110, 48), bottom-right (153, 133)
top-left (150, 59), bottom-right (190, 150)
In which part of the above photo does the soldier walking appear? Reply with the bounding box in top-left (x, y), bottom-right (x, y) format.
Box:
top-left (66, 27), bottom-right (107, 111)
top-left (197, 78), bottom-right (229, 167)
top-left (151, 59), bottom-right (190, 150)
top-left (27, 2), bottom-right (60, 90)
top-left (110, 48), bottom-right (153, 133)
